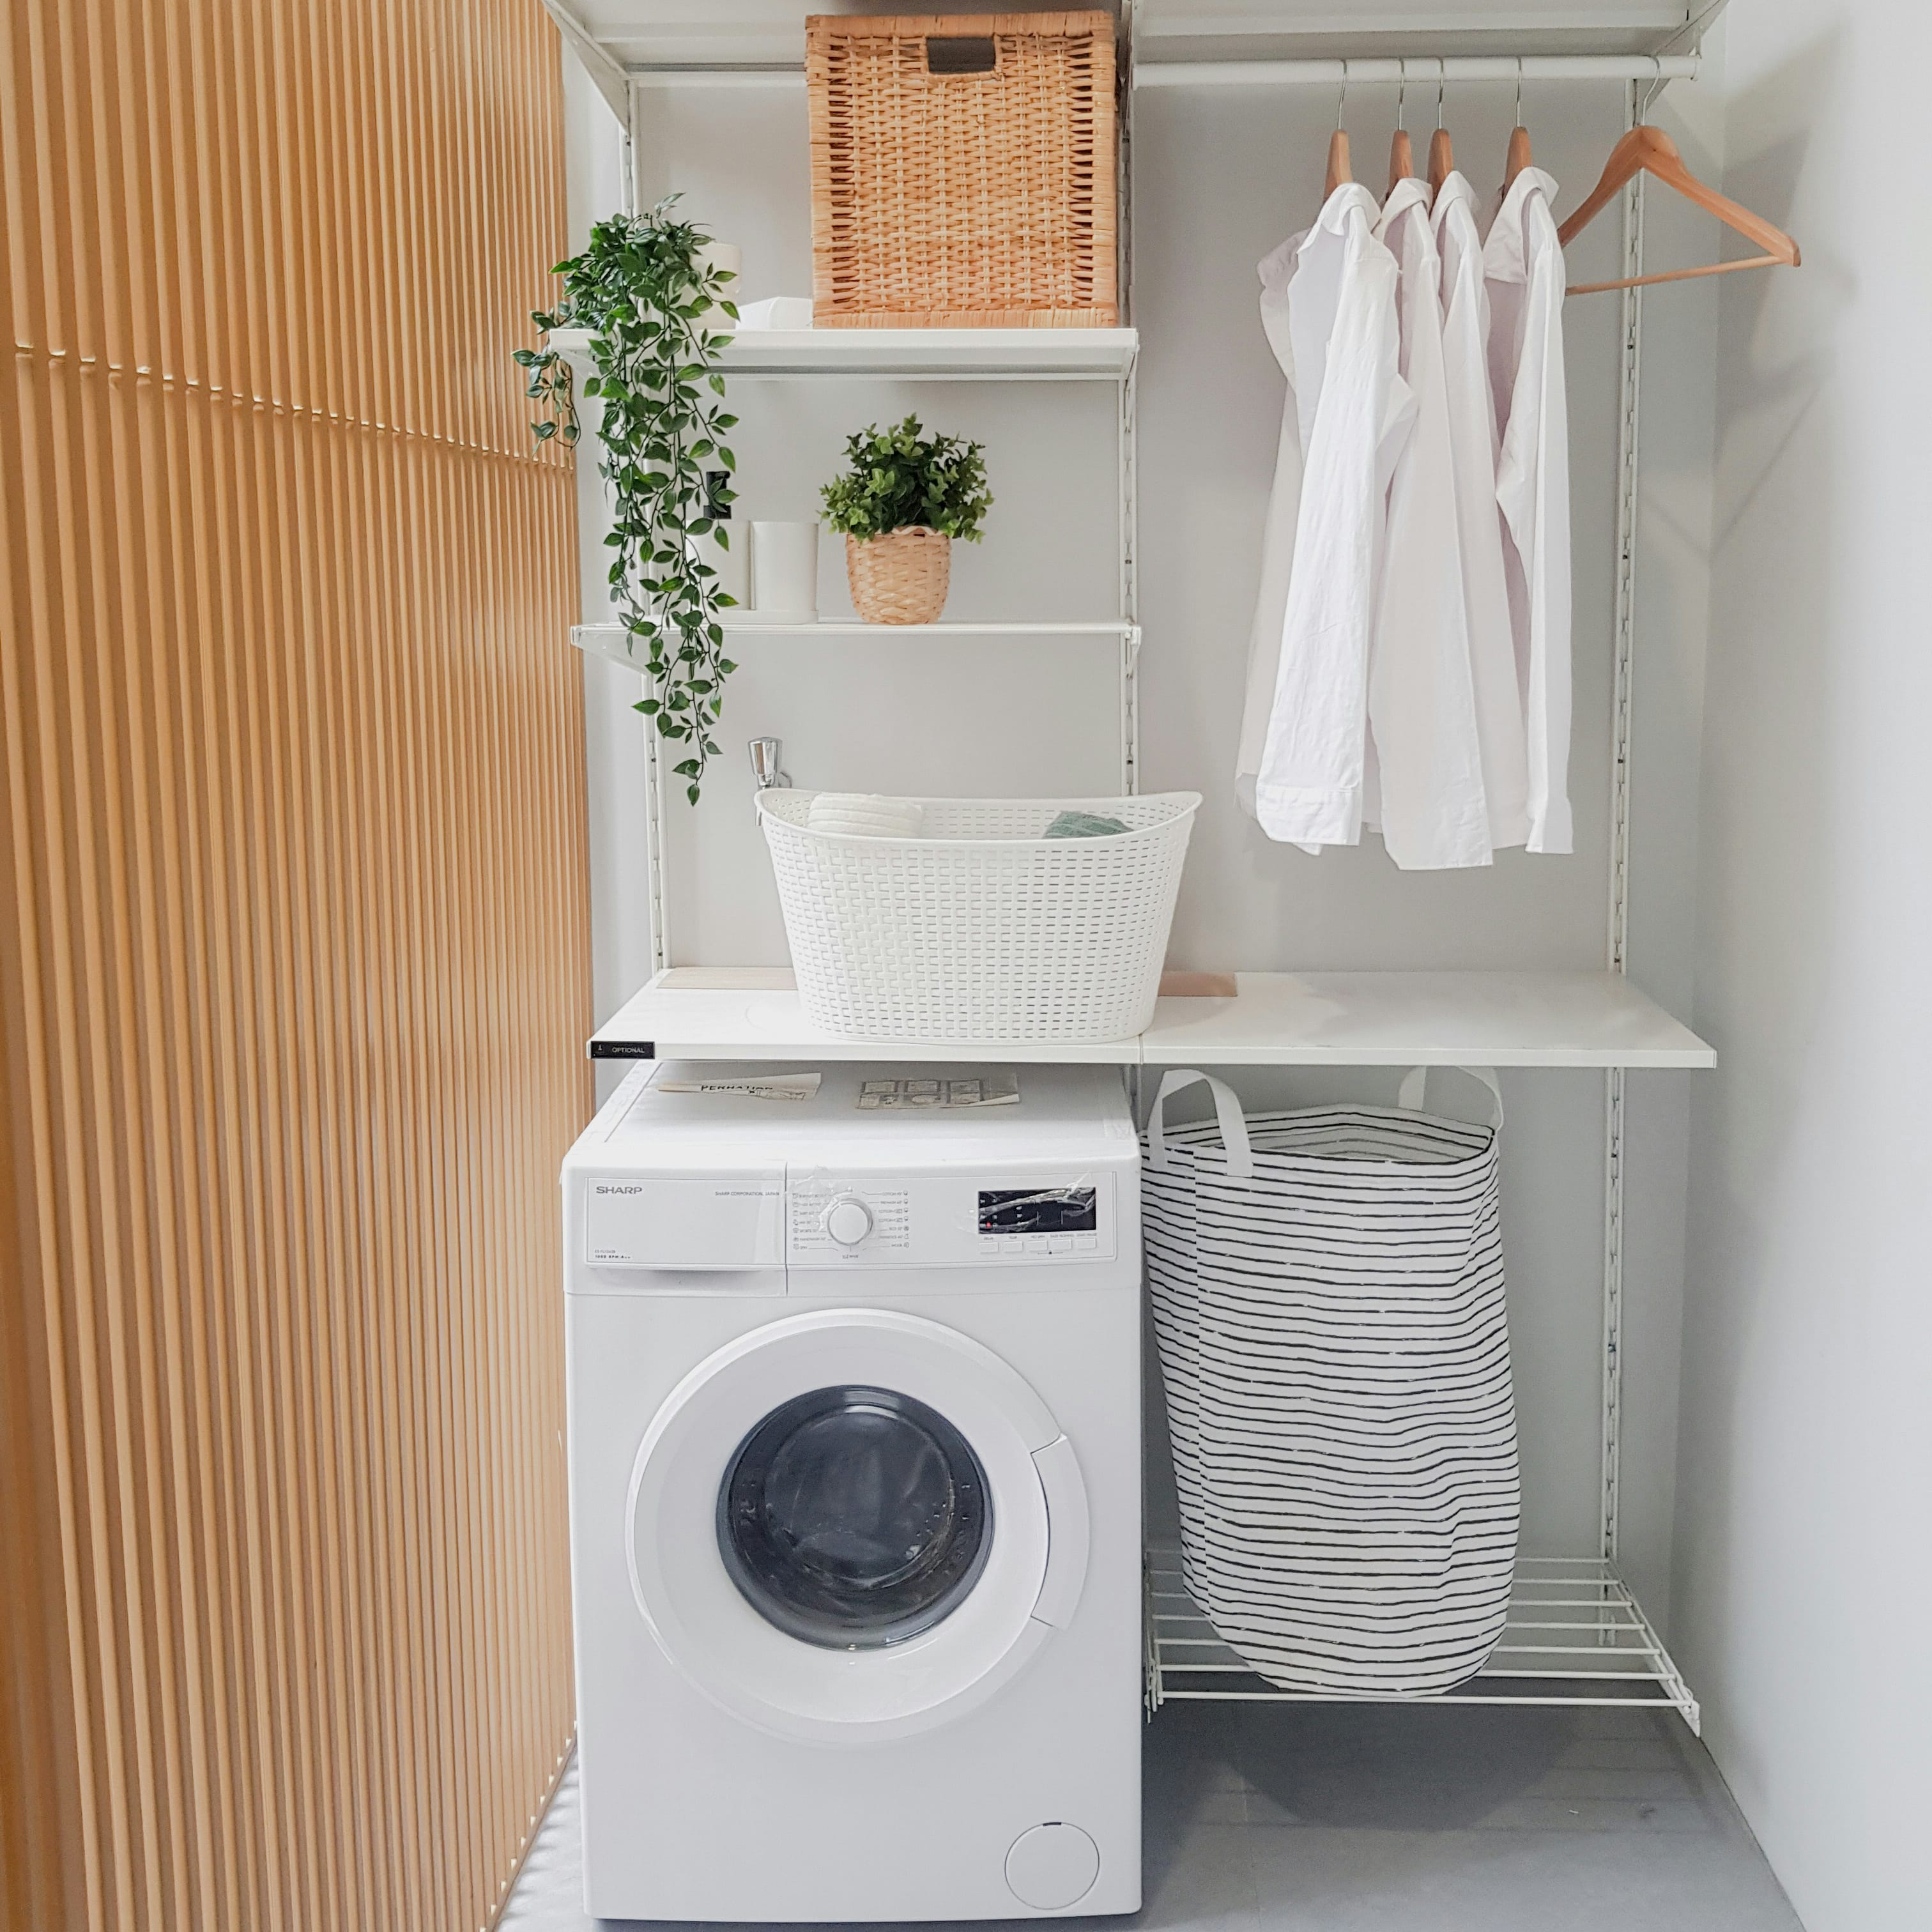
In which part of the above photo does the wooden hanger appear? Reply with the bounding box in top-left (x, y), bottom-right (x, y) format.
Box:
top-left (1557, 123), bottom-right (1800, 295)
top-left (1388, 126), bottom-right (1414, 195)
top-left (1388, 63), bottom-right (1414, 195)
top-left (1426, 63), bottom-right (1452, 192)
top-left (1504, 63), bottom-right (1533, 187)
top-left (1326, 126), bottom-right (1352, 197)
top-left (1325, 64), bottom-right (1352, 198)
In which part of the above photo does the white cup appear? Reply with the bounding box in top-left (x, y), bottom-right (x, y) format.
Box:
top-left (748, 521), bottom-right (820, 624)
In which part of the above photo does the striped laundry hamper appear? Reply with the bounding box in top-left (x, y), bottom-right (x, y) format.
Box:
top-left (1144, 1068), bottom-right (1519, 1696)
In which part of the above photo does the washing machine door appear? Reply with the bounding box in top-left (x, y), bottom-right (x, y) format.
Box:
top-left (627, 1307), bottom-right (1091, 1745)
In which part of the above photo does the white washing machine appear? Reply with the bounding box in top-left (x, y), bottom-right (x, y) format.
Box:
top-left (561, 1061), bottom-right (1143, 1924)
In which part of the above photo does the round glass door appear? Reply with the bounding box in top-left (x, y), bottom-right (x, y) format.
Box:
top-left (627, 1307), bottom-right (1085, 1743)
top-left (718, 1385), bottom-right (992, 1649)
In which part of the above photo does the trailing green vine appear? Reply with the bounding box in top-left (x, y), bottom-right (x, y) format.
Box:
top-left (518, 197), bottom-right (739, 802)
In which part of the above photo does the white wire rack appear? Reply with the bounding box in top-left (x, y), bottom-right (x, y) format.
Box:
top-left (1146, 1551), bottom-right (1701, 1733)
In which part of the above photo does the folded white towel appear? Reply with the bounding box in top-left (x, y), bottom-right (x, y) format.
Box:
top-left (735, 295), bottom-right (815, 330)
top-left (806, 793), bottom-right (925, 838)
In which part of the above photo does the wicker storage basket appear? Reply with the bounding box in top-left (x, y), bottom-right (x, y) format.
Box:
top-left (805, 12), bottom-right (1119, 328)
top-left (846, 528), bottom-right (951, 624)
top-left (757, 792), bottom-right (1200, 1041)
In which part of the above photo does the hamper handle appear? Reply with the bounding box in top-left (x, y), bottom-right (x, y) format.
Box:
top-left (1146, 1070), bottom-right (1254, 1179)
top-left (1397, 1064), bottom-right (1505, 1129)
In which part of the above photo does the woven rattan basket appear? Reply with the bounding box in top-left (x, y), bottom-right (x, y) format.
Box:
top-left (805, 12), bottom-right (1119, 328)
top-left (846, 528), bottom-right (951, 624)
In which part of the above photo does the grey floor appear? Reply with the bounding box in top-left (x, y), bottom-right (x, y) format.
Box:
top-left (500, 1701), bottom-right (1804, 1931)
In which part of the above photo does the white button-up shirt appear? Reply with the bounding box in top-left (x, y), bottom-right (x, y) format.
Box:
top-left (1367, 175), bottom-right (1492, 870)
top-left (1238, 183), bottom-right (1416, 849)
top-left (1433, 170), bottom-right (1532, 849)
top-left (1485, 165), bottom-right (1574, 855)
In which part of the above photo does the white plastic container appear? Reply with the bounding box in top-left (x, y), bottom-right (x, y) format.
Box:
top-left (745, 520), bottom-right (819, 623)
top-left (756, 792), bottom-right (1201, 1043)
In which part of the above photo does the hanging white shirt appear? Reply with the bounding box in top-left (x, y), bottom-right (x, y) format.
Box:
top-left (1432, 171), bottom-right (1531, 849)
top-left (1485, 165), bottom-right (1574, 855)
top-left (1237, 183), bottom-right (1415, 848)
top-left (1366, 176), bottom-right (1492, 870)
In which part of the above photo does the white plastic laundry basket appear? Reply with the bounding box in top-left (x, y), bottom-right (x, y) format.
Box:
top-left (1144, 1067), bottom-right (1521, 1698)
top-left (756, 792), bottom-right (1200, 1042)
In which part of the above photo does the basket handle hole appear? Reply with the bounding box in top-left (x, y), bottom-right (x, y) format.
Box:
top-left (924, 35), bottom-right (997, 75)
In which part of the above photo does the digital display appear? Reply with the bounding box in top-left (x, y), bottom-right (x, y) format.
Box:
top-left (977, 1187), bottom-right (1098, 1235)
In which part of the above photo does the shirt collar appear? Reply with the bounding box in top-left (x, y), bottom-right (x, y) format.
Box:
top-left (1430, 169), bottom-right (1480, 229)
top-left (1311, 180), bottom-right (1383, 240)
top-left (1376, 174), bottom-right (1432, 236)
top-left (1484, 166), bottom-right (1560, 282)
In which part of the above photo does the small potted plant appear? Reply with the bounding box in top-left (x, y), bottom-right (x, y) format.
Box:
top-left (820, 417), bottom-right (992, 625)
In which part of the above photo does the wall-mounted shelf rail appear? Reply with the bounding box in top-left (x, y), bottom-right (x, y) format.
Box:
top-left (588, 968), bottom-right (1715, 1069)
top-left (549, 326), bottom-right (1138, 381)
top-left (574, 622), bottom-right (1136, 657)
top-left (1147, 1553), bottom-right (1701, 1732)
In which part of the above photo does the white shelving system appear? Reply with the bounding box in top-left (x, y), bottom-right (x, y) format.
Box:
top-left (541, 0), bottom-right (1727, 1735)
top-left (556, 318), bottom-right (1144, 929)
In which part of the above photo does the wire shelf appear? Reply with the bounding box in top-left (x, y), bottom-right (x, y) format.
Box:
top-left (1146, 1552), bottom-right (1700, 1734)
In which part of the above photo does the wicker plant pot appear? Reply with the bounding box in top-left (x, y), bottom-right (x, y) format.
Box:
top-left (845, 527), bottom-right (951, 624)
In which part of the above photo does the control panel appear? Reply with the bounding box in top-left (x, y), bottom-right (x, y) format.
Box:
top-left (785, 1171), bottom-right (1116, 1268)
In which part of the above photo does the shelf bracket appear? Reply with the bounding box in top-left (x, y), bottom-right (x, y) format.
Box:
top-left (539, 0), bottom-right (633, 125)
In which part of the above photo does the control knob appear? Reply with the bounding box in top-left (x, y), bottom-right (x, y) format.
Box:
top-left (822, 1193), bottom-right (875, 1248)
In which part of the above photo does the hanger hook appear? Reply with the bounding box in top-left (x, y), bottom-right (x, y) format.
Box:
top-left (1436, 57), bottom-right (1446, 130)
top-left (1338, 58), bottom-right (1348, 132)
top-left (1516, 56), bottom-right (1524, 126)
top-left (1637, 51), bottom-right (1665, 117)
top-left (1396, 57), bottom-right (1406, 131)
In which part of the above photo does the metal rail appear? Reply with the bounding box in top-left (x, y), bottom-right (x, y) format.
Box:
top-left (1147, 1556), bottom-right (1701, 1732)
top-left (1133, 55), bottom-right (1699, 89)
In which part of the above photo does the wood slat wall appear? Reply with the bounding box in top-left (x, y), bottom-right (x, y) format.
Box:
top-left (0, 4), bottom-right (589, 1929)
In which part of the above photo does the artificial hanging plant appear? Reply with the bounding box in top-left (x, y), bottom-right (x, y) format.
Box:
top-left (517, 198), bottom-right (739, 802)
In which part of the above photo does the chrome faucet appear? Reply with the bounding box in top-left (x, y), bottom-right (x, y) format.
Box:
top-left (748, 737), bottom-right (790, 790)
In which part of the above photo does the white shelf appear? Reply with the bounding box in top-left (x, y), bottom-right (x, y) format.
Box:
top-left (588, 969), bottom-right (1715, 1070)
top-left (572, 622), bottom-right (1132, 664)
top-left (1140, 969), bottom-right (1713, 1068)
top-left (546, 4), bottom-right (1709, 74)
top-left (549, 326), bottom-right (1137, 381)
top-left (1147, 1551), bottom-right (1701, 1731)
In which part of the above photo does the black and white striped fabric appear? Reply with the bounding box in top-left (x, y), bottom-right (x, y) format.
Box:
top-left (1144, 1068), bottom-right (1519, 1697)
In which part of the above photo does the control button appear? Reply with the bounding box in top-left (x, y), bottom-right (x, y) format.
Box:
top-left (822, 1195), bottom-right (875, 1248)
top-left (1074, 1235), bottom-right (1099, 1253)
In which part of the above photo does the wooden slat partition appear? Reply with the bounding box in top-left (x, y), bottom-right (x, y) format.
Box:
top-left (0, 4), bottom-right (588, 1929)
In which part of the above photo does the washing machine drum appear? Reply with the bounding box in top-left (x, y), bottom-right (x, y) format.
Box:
top-left (628, 1309), bottom-right (1090, 1745)
top-left (719, 1384), bottom-right (992, 1650)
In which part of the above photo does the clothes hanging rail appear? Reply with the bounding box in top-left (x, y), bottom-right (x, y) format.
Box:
top-left (1132, 55), bottom-right (1699, 90)
top-left (615, 55), bottom-right (1700, 93)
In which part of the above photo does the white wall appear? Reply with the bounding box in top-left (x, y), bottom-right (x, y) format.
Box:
top-left (1675, 7), bottom-right (1932, 1929)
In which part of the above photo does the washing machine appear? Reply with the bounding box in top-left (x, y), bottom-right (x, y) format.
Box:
top-left (561, 1060), bottom-right (1143, 1923)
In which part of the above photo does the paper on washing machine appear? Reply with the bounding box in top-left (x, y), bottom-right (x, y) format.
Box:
top-left (650, 1071), bottom-right (822, 1101)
